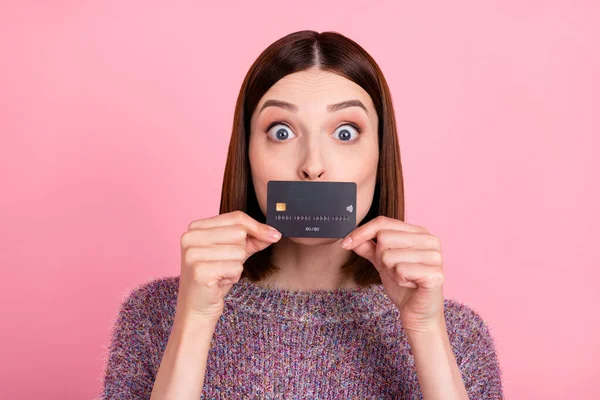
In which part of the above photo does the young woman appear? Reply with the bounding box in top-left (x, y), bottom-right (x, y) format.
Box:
top-left (101, 30), bottom-right (503, 399)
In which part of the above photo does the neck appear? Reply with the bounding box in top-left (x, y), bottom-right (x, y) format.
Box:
top-left (258, 237), bottom-right (358, 291)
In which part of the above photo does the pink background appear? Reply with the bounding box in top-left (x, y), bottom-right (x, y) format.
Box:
top-left (1, 1), bottom-right (599, 399)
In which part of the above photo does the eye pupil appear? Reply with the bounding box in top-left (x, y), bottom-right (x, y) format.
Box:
top-left (339, 129), bottom-right (351, 141)
top-left (276, 128), bottom-right (288, 140)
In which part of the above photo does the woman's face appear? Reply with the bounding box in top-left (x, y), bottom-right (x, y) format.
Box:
top-left (249, 67), bottom-right (379, 245)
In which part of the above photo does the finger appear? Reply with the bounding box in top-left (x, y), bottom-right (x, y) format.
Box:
top-left (375, 230), bottom-right (441, 270)
top-left (181, 225), bottom-right (249, 249)
top-left (390, 262), bottom-right (444, 290)
top-left (182, 224), bottom-right (279, 251)
top-left (341, 216), bottom-right (427, 250)
top-left (205, 261), bottom-right (244, 282)
top-left (351, 239), bottom-right (377, 268)
top-left (352, 243), bottom-right (440, 290)
top-left (192, 260), bottom-right (244, 283)
top-left (375, 230), bottom-right (441, 252)
top-left (381, 248), bottom-right (443, 267)
top-left (184, 244), bottom-right (246, 264)
top-left (182, 224), bottom-right (278, 263)
top-left (188, 211), bottom-right (281, 243)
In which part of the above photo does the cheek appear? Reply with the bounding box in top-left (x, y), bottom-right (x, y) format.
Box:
top-left (353, 152), bottom-right (378, 223)
top-left (249, 137), bottom-right (289, 216)
top-left (356, 175), bottom-right (377, 224)
top-left (250, 131), bottom-right (291, 173)
top-left (334, 146), bottom-right (378, 186)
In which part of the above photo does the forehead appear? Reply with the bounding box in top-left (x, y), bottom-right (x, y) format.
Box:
top-left (257, 68), bottom-right (375, 113)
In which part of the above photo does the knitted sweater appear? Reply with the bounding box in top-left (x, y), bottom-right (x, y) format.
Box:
top-left (99, 275), bottom-right (503, 399)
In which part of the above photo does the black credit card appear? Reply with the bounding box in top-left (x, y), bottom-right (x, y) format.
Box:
top-left (266, 180), bottom-right (357, 238)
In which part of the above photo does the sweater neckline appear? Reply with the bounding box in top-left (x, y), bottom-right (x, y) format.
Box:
top-left (224, 275), bottom-right (397, 323)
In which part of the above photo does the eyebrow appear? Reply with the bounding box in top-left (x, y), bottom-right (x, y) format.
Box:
top-left (259, 99), bottom-right (368, 115)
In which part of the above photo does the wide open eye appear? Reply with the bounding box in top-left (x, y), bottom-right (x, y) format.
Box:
top-left (266, 122), bottom-right (296, 142)
top-left (332, 124), bottom-right (361, 142)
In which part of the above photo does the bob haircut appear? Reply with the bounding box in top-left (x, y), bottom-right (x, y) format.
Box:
top-left (219, 30), bottom-right (405, 287)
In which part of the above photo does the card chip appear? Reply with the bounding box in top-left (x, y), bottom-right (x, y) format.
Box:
top-left (276, 202), bottom-right (286, 211)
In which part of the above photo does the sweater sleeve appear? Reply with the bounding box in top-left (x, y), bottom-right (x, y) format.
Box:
top-left (99, 283), bottom-right (158, 400)
top-left (446, 299), bottom-right (504, 400)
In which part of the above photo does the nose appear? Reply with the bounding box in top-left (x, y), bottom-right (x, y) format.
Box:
top-left (300, 165), bottom-right (325, 180)
top-left (298, 143), bottom-right (326, 180)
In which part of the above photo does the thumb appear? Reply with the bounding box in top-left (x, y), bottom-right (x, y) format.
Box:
top-left (244, 233), bottom-right (280, 261)
top-left (350, 239), bottom-right (380, 271)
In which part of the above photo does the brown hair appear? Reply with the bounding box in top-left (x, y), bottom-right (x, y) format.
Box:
top-left (219, 30), bottom-right (405, 286)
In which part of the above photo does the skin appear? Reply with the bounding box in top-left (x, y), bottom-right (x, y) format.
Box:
top-left (248, 66), bottom-right (470, 399)
top-left (249, 66), bottom-right (379, 291)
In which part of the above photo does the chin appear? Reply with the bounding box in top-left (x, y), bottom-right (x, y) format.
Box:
top-left (285, 237), bottom-right (341, 246)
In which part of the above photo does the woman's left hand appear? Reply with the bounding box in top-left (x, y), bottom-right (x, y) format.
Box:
top-left (341, 216), bottom-right (445, 333)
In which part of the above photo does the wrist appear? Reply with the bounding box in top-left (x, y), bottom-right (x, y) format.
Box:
top-left (174, 310), bottom-right (220, 331)
top-left (402, 313), bottom-right (446, 338)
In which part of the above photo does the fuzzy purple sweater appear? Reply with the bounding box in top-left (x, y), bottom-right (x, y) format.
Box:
top-left (99, 275), bottom-right (503, 399)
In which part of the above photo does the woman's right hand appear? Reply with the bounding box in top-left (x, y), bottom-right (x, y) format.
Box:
top-left (177, 210), bottom-right (282, 322)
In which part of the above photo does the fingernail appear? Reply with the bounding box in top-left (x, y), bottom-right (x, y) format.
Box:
top-left (341, 236), bottom-right (352, 249)
top-left (268, 228), bottom-right (281, 241)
